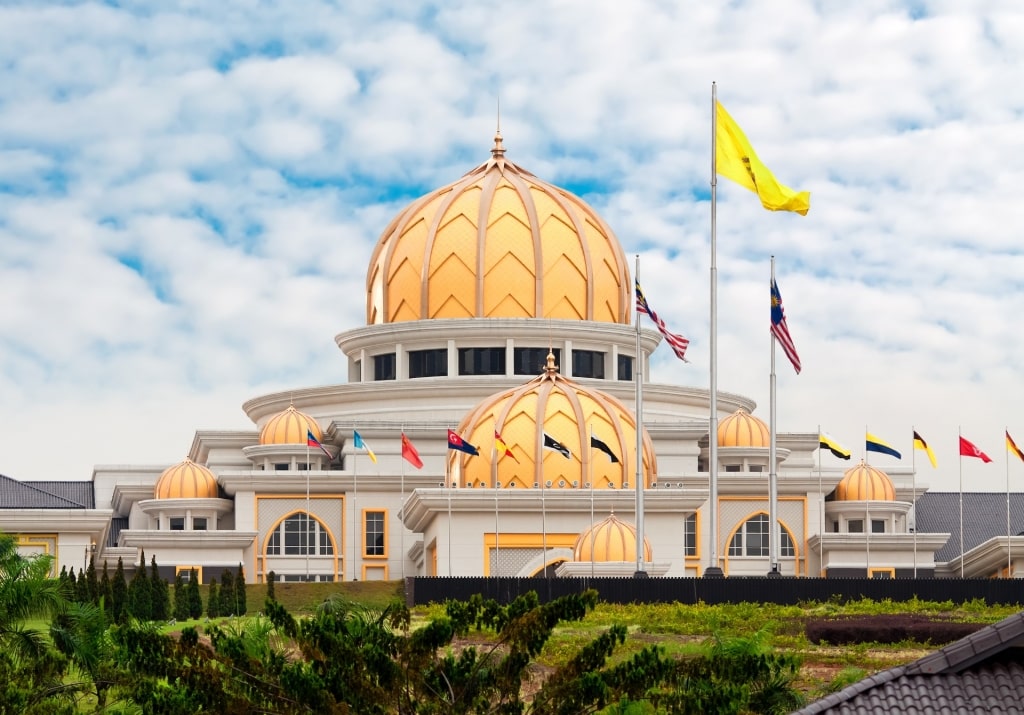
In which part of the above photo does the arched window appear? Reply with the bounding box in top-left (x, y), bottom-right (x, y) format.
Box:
top-left (728, 514), bottom-right (794, 557)
top-left (265, 513), bottom-right (334, 556)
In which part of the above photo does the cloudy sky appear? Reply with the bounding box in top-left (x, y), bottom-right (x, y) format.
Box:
top-left (2, 1), bottom-right (1022, 492)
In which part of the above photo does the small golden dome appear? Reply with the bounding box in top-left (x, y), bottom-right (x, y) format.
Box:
top-left (573, 513), bottom-right (653, 562)
top-left (718, 408), bottom-right (769, 448)
top-left (835, 461), bottom-right (896, 501)
top-left (366, 134), bottom-right (631, 325)
top-left (154, 458), bottom-right (218, 499)
top-left (452, 353), bottom-right (656, 489)
top-left (259, 405), bottom-right (323, 446)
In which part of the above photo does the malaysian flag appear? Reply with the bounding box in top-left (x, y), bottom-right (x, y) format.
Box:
top-left (770, 279), bottom-right (801, 374)
top-left (635, 280), bottom-right (689, 362)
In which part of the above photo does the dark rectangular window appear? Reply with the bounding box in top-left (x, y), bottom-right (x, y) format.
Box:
top-left (724, 465), bottom-right (741, 472)
top-left (871, 520), bottom-right (886, 533)
top-left (684, 514), bottom-right (697, 556)
top-left (374, 353), bottom-right (396, 381)
top-left (848, 519), bottom-right (864, 533)
top-left (458, 347), bottom-right (506, 375)
top-left (408, 349), bottom-right (447, 378)
top-left (169, 517), bottom-right (185, 531)
top-left (514, 348), bottom-right (560, 375)
top-left (192, 518), bottom-right (207, 531)
top-left (572, 350), bottom-right (605, 379)
top-left (365, 511), bottom-right (385, 556)
top-left (617, 355), bottom-right (633, 381)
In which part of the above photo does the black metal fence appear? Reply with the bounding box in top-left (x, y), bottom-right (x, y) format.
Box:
top-left (406, 576), bottom-right (1024, 607)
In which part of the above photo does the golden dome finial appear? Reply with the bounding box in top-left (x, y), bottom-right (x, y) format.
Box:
top-left (491, 130), bottom-right (505, 159)
top-left (544, 350), bottom-right (558, 376)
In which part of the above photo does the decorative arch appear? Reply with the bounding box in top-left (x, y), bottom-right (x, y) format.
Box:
top-left (261, 510), bottom-right (340, 559)
top-left (724, 511), bottom-right (800, 562)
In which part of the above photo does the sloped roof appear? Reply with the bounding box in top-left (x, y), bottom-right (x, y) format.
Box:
top-left (795, 611), bottom-right (1024, 714)
top-left (915, 492), bottom-right (1024, 562)
top-left (0, 473), bottom-right (94, 509)
top-left (106, 516), bottom-right (129, 548)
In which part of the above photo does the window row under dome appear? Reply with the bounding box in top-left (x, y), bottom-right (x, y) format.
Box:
top-left (357, 346), bottom-right (634, 382)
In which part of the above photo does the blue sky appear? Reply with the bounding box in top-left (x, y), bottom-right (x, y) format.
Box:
top-left (2, 1), bottom-right (1022, 491)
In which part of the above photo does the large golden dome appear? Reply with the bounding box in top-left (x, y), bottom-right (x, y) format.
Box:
top-left (366, 133), bottom-right (631, 325)
top-left (154, 458), bottom-right (219, 499)
top-left (452, 353), bottom-right (655, 489)
top-left (835, 461), bottom-right (896, 501)
top-left (573, 513), bottom-right (653, 562)
top-left (259, 404), bottom-right (323, 446)
top-left (718, 408), bottom-right (769, 448)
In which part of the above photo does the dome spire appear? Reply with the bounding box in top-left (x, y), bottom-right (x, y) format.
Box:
top-left (491, 96), bottom-right (505, 158)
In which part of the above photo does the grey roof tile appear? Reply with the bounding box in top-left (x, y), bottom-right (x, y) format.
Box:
top-left (795, 612), bottom-right (1024, 714)
top-left (0, 473), bottom-right (94, 508)
top-left (914, 492), bottom-right (1024, 562)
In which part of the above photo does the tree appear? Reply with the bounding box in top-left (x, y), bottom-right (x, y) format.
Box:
top-left (128, 551), bottom-right (152, 621)
top-left (100, 560), bottom-right (113, 618)
top-left (207, 578), bottom-right (220, 618)
top-left (219, 569), bottom-right (235, 616)
top-left (86, 553), bottom-right (99, 605)
top-left (266, 570), bottom-right (276, 602)
top-left (150, 555), bottom-right (169, 621)
top-left (111, 557), bottom-right (128, 624)
top-left (0, 532), bottom-right (76, 714)
top-left (74, 566), bottom-right (89, 604)
top-left (234, 563), bottom-right (247, 616)
top-left (173, 572), bottom-right (189, 621)
top-left (187, 570), bottom-right (202, 619)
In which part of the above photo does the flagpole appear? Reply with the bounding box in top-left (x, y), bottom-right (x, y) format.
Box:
top-left (305, 442), bottom-right (311, 582)
top-left (864, 424), bottom-right (869, 576)
top-left (400, 428), bottom-right (406, 582)
top-left (911, 427), bottom-right (917, 578)
top-left (817, 425), bottom-right (823, 576)
top-left (493, 438), bottom-right (500, 577)
top-left (634, 254), bottom-right (646, 577)
top-left (1007, 426), bottom-right (1012, 578)
top-left (446, 449), bottom-right (452, 577)
top-left (959, 425), bottom-right (964, 579)
top-left (353, 451), bottom-right (358, 582)
top-left (707, 82), bottom-right (722, 577)
top-left (590, 423), bottom-right (596, 579)
top-left (768, 256), bottom-right (779, 576)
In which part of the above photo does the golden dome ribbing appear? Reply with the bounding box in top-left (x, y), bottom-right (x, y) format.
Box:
top-left (259, 404), bottom-right (323, 446)
top-left (451, 352), bottom-right (655, 489)
top-left (573, 513), bottom-right (653, 562)
top-left (835, 461), bottom-right (896, 501)
top-left (154, 458), bottom-right (219, 499)
top-left (366, 133), bottom-right (631, 325)
top-left (718, 408), bottom-right (769, 448)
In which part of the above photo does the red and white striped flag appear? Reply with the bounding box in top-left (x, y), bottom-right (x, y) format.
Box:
top-left (770, 279), bottom-right (801, 374)
top-left (635, 280), bottom-right (689, 362)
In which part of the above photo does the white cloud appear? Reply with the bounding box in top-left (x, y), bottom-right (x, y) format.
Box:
top-left (1, 0), bottom-right (1023, 492)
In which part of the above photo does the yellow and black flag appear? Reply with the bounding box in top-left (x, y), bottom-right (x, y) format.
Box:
top-left (819, 432), bottom-right (851, 460)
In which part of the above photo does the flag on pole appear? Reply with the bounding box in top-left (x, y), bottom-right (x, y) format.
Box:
top-left (447, 429), bottom-right (480, 456)
top-left (913, 431), bottom-right (938, 469)
top-left (590, 435), bottom-right (620, 463)
top-left (353, 431), bottom-right (377, 463)
top-left (819, 433), bottom-right (851, 460)
top-left (1008, 431), bottom-right (1024, 463)
top-left (959, 435), bottom-right (992, 463)
top-left (543, 433), bottom-right (572, 459)
top-left (635, 280), bottom-right (690, 362)
top-left (715, 100), bottom-right (811, 215)
top-left (401, 433), bottom-right (423, 469)
top-left (495, 430), bottom-right (519, 462)
top-left (866, 433), bottom-right (901, 459)
top-left (770, 279), bottom-right (801, 374)
top-left (306, 430), bottom-right (332, 460)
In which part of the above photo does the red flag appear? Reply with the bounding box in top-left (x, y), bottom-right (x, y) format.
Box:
top-left (959, 436), bottom-right (992, 463)
top-left (495, 430), bottom-right (519, 462)
top-left (1007, 431), bottom-right (1024, 463)
top-left (401, 433), bottom-right (423, 469)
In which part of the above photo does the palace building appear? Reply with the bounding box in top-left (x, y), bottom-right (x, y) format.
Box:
top-left (3, 133), bottom-right (1018, 582)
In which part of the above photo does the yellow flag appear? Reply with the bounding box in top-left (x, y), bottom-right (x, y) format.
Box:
top-left (715, 101), bottom-right (810, 215)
